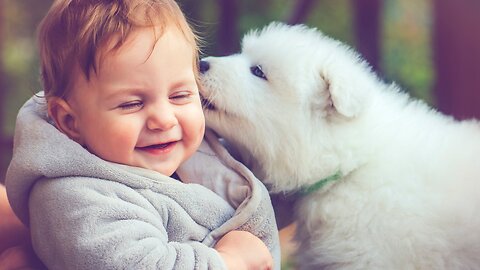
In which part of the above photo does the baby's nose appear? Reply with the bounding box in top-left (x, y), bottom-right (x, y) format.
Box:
top-left (147, 106), bottom-right (178, 131)
top-left (199, 60), bottom-right (210, 74)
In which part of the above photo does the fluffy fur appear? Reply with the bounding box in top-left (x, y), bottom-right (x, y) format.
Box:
top-left (199, 22), bottom-right (480, 269)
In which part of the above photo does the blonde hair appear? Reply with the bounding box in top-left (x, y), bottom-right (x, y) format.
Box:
top-left (38, 0), bottom-right (199, 99)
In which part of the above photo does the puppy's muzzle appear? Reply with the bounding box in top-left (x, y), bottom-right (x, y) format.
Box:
top-left (199, 60), bottom-right (215, 110)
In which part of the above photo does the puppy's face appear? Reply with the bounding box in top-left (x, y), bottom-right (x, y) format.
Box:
top-left (199, 23), bottom-right (371, 187)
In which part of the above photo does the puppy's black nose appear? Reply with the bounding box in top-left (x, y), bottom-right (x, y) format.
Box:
top-left (199, 60), bottom-right (210, 74)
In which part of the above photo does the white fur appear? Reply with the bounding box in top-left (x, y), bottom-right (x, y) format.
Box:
top-left (200, 22), bottom-right (480, 269)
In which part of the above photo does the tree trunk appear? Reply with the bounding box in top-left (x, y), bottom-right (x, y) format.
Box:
top-left (352, 0), bottom-right (382, 73)
top-left (216, 0), bottom-right (239, 55)
top-left (287, 0), bottom-right (317, 25)
top-left (433, 0), bottom-right (480, 119)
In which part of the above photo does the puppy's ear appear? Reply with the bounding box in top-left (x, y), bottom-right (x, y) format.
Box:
top-left (319, 64), bottom-right (368, 118)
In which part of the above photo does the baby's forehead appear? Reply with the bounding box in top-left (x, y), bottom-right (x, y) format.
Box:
top-left (90, 24), bottom-right (195, 78)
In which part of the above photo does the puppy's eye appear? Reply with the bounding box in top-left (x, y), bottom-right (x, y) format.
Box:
top-left (250, 65), bottom-right (267, 80)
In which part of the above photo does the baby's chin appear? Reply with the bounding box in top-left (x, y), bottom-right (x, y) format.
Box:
top-left (135, 161), bottom-right (177, 177)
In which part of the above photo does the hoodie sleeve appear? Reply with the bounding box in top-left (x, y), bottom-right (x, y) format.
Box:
top-left (28, 177), bottom-right (227, 270)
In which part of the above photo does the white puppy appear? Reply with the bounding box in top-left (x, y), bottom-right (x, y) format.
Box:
top-left (199, 22), bottom-right (480, 269)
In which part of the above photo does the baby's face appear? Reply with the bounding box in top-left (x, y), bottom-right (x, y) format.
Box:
top-left (66, 26), bottom-right (204, 176)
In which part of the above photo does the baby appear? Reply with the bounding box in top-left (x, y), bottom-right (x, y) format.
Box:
top-left (5, 0), bottom-right (280, 269)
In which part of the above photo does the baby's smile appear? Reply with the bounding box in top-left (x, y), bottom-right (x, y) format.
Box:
top-left (136, 141), bottom-right (178, 155)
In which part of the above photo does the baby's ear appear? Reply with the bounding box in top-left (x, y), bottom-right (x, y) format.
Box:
top-left (47, 97), bottom-right (84, 145)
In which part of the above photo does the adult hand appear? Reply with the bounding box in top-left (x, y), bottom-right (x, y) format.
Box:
top-left (0, 184), bottom-right (45, 269)
top-left (0, 245), bottom-right (44, 270)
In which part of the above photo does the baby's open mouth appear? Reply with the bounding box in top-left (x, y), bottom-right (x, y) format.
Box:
top-left (136, 142), bottom-right (175, 150)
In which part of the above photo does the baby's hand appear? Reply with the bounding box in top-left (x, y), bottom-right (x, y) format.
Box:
top-left (215, 230), bottom-right (273, 270)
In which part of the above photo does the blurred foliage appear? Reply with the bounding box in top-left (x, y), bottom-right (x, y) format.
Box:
top-left (2, 0), bottom-right (51, 136)
top-left (383, 0), bottom-right (434, 103)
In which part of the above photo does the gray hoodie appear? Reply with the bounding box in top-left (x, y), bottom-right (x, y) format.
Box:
top-left (6, 95), bottom-right (280, 270)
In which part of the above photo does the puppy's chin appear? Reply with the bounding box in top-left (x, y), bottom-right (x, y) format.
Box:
top-left (200, 93), bottom-right (234, 117)
top-left (199, 94), bottom-right (216, 111)
top-left (201, 96), bottom-right (244, 121)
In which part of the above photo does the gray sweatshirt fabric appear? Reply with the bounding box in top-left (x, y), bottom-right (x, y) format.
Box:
top-left (6, 95), bottom-right (280, 270)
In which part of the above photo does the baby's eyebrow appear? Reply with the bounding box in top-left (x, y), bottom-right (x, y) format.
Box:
top-left (167, 72), bottom-right (198, 88)
top-left (104, 88), bottom-right (144, 101)
top-left (169, 79), bottom-right (197, 90)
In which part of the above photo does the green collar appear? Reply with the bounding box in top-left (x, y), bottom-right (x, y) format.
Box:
top-left (300, 170), bottom-right (342, 195)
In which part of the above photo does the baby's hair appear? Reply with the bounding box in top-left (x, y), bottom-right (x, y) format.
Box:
top-left (38, 0), bottom-right (200, 99)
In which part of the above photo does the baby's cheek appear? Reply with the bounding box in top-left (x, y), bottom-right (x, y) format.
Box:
top-left (100, 123), bottom-right (140, 159)
top-left (113, 126), bottom-right (140, 149)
